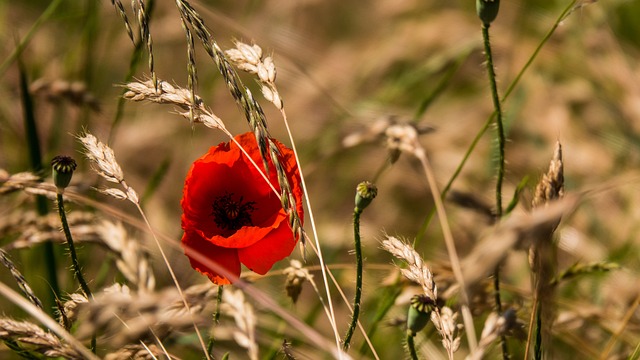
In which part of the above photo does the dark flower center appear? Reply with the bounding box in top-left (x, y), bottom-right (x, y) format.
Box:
top-left (211, 192), bottom-right (256, 231)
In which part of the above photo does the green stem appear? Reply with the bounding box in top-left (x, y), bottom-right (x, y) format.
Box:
top-left (56, 193), bottom-right (95, 353)
top-left (19, 58), bottom-right (60, 311)
top-left (342, 208), bottom-right (364, 351)
top-left (534, 301), bottom-right (542, 360)
top-left (482, 22), bottom-right (509, 360)
top-left (207, 285), bottom-right (224, 357)
top-left (481, 24), bottom-right (505, 218)
top-left (407, 333), bottom-right (419, 360)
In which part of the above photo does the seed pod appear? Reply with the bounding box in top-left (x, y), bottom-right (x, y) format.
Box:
top-left (407, 294), bottom-right (436, 335)
top-left (51, 156), bottom-right (77, 191)
top-left (355, 181), bottom-right (378, 212)
top-left (476, 0), bottom-right (500, 25)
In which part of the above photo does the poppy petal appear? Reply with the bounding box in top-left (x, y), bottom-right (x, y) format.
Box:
top-left (181, 230), bottom-right (241, 285)
top-left (238, 222), bottom-right (297, 274)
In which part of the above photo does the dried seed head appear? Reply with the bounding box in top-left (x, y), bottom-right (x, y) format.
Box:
top-left (51, 156), bottom-right (77, 191)
top-left (381, 236), bottom-right (437, 299)
top-left (385, 123), bottom-right (420, 162)
top-left (532, 141), bottom-right (564, 208)
top-left (283, 259), bottom-right (312, 304)
top-left (77, 132), bottom-right (124, 184)
top-left (355, 181), bottom-right (378, 212)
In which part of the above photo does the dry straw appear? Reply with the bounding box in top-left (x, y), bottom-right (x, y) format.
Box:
top-left (381, 236), bottom-right (437, 300)
top-left (75, 283), bottom-right (214, 347)
top-left (221, 288), bottom-right (258, 360)
top-left (0, 249), bottom-right (43, 310)
top-left (0, 318), bottom-right (84, 359)
top-left (431, 307), bottom-right (462, 359)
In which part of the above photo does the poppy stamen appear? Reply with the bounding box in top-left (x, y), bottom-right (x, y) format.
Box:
top-left (212, 192), bottom-right (256, 231)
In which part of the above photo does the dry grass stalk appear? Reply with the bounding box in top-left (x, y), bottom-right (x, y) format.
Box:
top-left (283, 259), bottom-right (313, 304)
top-left (123, 79), bottom-right (225, 130)
top-left (30, 79), bottom-right (101, 112)
top-left (132, 0), bottom-right (157, 90)
top-left (461, 194), bottom-right (579, 289)
top-left (430, 306), bottom-right (462, 360)
top-left (109, 0), bottom-right (135, 43)
top-left (0, 318), bottom-right (84, 359)
top-left (342, 116), bottom-right (434, 149)
top-left (466, 310), bottom-right (517, 360)
top-left (0, 170), bottom-right (41, 195)
top-left (104, 344), bottom-right (171, 360)
top-left (0, 249), bottom-right (43, 310)
top-left (225, 41), bottom-right (282, 110)
top-left (2, 211), bottom-right (95, 250)
top-left (381, 236), bottom-right (437, 301)
top-left (59, 293), bottom-right (89, 329)
top-left (75, 283), bottom-right (213, 348)
top-left (221, 288), bottom-right (258, 360)
top-left (77, 131), bottom-right (139, 205)
top-left (96, 220), bottom-right (156, 292)
top-left (529, 141), bottom-right (564, 354)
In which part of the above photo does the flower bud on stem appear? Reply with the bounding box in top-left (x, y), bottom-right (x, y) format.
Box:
top-left (51, 156), bottom-right (96, 353)
top-left (343, 181), bottom-right (377, 351)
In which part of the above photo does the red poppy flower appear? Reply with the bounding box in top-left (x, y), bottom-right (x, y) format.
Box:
top-left (181, 132), bottom-right (304, 285)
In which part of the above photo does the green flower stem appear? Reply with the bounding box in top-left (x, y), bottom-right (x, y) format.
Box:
top-left (56, 193), bottom-right (95, 353)
top-left (207, 285), bottom-right (224, 357)
top-left (416, 1), bottom-right (578, 246)
top-left (406, 333), bottom-right (419, 360)
top-left (481, 24), bottom-right (505, 218)
top-left (342, 208), bottom-right (363, 351)
top-left (482, 22), bottom-right (509, 360)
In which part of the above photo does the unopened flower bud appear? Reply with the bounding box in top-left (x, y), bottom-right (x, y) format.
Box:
top-left (407, 294), bottom-right (436, 336)
top-left (476, 0), bottom-right (500, 25)
top-left (355, 181), bottom-right (377, 212)
top-left (51, 156), bottom-right (77, 191)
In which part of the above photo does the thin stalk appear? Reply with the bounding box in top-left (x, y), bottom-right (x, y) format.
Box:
top-left (407, 333), bottom-right (419, 360)
top-left (482, 22), bottom-right (509, 359)
top-left (278, 107), bottom-right (342, 355)
top-left (55, 192), bottom-right (95, 353)
top-left (342, 209), bottom-right (363, 351)
top-left (414, 147), bottom-right (477, 349)
top-left (207, 285), bottom-right (224, 357)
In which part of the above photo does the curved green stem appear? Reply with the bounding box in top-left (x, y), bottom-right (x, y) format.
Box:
top-left (342, 208), bottom-right (363, 351)
top-left (482, 22), bottom-right (509, 359)
top-left (407, 333), bottom-right (419, 360)
top-left (482, 24), bottom-right (505, 218)
top-left (56, 193), bottom-right (95, 353)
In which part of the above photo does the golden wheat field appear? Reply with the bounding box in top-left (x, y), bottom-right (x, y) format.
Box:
top-left (1, 0), bottom-right (639, 359)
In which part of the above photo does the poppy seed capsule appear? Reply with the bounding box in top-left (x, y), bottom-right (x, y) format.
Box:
top-left (407, 294), bottom-right (436, 336)
top-left (476, 0), bottom-right (500, 25)
top-left (355, 181), bottom-right (378, 212)
top-left (51, 156), bottom-right (77, 191)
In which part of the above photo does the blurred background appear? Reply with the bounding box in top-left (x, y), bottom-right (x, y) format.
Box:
top-left (1, 0), bottom-right (640, 358)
